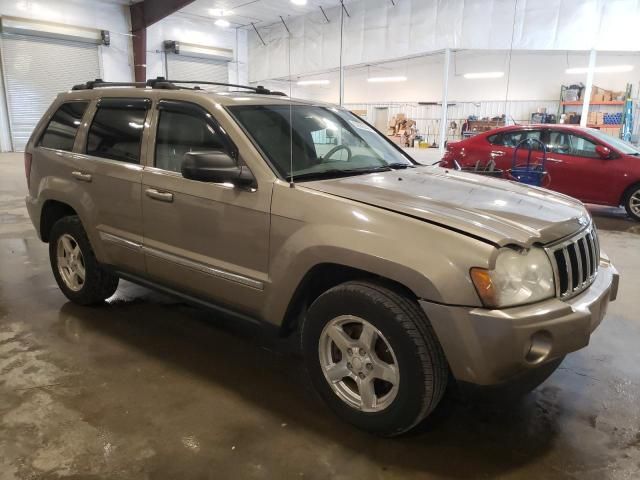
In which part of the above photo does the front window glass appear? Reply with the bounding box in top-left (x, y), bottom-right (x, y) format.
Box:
top-left (155, 109), bottom-right (226, 173)
top-left (229, 105), bottom-right (413, 180)
top-left (568, 134), bottom-right (598, 158)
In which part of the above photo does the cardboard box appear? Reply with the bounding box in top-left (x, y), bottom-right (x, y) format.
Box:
top-left (596, 112), bottom-right (604, 125)
top-left (588, 111), bottom-right (598, 124)
top-left (601, 127), bottom-right (621, 138)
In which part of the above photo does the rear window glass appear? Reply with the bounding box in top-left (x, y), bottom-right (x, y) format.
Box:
top-left (39, 102), bottom-right (89, 151)
top-left (487, 133), bottom-right (500, 144)
top-left (86, 105), bottom-right (147, 164)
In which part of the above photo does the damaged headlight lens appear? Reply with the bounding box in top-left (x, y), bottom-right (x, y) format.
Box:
top-left (470, 247), bottom-right (555, 308)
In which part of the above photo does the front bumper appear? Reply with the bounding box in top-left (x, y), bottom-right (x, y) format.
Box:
top-left (420, 257), bottom-right (619, 386)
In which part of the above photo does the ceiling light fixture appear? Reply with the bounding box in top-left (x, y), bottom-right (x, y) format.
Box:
top-left (566, 65), bottom-right (634, 74)
top-left (463, 71), bottom-right (504, 79)
top-left (291, 0), bottom-right (308, 5)
top-left (208, 8), bottom-right (233, 16)
top-left (297, 79), bottom-right (330, 86)
top-left (367, 76), bottom-right (407, 83)
top-left (215, 19), bottom-right (230, 27)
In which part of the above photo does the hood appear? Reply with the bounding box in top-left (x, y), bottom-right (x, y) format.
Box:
top-left (303, 166), bottom-right (590, 247)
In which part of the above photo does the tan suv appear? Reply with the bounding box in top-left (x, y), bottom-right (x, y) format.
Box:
top-left (25, 78), bottom-right (619, 436)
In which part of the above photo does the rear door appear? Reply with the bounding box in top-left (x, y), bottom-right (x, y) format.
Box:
top-left (140, 100), bottom-right (271, 316)
top-left (485, 129), bottom-right (544, 171)
top-left (72, 97), bottom-right (151, 274)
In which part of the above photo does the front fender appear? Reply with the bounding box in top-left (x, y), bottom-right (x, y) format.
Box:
top-left (262, 182), bottom-right (495, 325)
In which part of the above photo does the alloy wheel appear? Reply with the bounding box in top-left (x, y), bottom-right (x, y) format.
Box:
top-left (630, 189), bottom-right (640, 218)
top-left (56, 233), bottom-right (86, 292)
top-left (318, 315), bottom-right (399, 412)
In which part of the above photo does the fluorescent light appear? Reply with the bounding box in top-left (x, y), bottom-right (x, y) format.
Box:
top-left (463, 71), bottom-right (504, 79)
top-left (297, 79), bottom-right (330, 86)
top-left (566, 65), bottom-right (634, 74)
top-left (367, 76), bottom-right (407, 83)
top-left (291, 0), bottom-right (308, 5)
top-left (214, 19), bottom-right (230, 27)
top-left (232, 97), bottom-right (252, 101)
top-left (208, 8), bottom-right (233, 16)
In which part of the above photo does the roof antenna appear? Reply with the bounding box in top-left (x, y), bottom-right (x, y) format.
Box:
top-left (287, 16), bottom-right (294, 188)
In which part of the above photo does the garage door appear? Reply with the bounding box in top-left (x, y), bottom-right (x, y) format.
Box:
top-left (166, 54), bottom-right (229, 90)
top-left (1, 34), bottom-right (100, 151)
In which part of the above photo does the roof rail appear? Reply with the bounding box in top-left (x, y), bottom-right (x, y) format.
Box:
top-left (158, 78), bottom-right (287, 96)
top-left (71, 77), bottom-right (287, 96)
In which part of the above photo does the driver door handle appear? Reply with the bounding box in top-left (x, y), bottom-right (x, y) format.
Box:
top-left (145, 188), bottom-right (173, 203)
top-left (490, 151), bottom-right (506, 157)
top-left (71, 171), bottom-right (92, 182)
top-left (546, 157), bottom-right (563, 164)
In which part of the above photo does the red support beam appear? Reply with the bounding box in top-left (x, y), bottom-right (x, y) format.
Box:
top-left (130, 0), bottom-right (196, 82)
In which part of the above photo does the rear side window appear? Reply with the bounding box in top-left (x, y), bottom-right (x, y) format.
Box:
top-left (155, 109), bottom-right (227, 173)
top-left (487, 133), bottom-right (501, 144)
top-left (495, 130), bottom-right (542, 149)
top-left (40, 101), bottom-right (89, 151)
top-left (86, 99), bottom-right (149, 164)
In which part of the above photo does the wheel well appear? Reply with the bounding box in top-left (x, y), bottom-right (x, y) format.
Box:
top-left (621, 181), bottom-right (640, 206)
top-left (280, 263), bottom-right (417, 336)
top-left (40, 200), bottom-right (77, 242)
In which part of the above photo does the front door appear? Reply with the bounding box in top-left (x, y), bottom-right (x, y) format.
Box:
top-left (544, 130), bottom-right (616, 204)
top-left (141, 100), bottom-right (272, 316)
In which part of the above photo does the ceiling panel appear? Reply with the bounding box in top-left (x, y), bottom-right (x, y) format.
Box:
top-left (178, 0), bottom-right (355, 28)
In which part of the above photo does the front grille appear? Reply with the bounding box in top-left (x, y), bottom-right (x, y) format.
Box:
top-left (545, 225), bottom-right (599, 299)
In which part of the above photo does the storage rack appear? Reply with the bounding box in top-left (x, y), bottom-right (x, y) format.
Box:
top-left (560, 100), bottom-right (625, 129)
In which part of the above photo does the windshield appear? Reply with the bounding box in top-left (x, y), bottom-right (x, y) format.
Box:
top-left (586, 128), bottom-right (640, 155)
top-left (228, 105), bottom-right (414, 180)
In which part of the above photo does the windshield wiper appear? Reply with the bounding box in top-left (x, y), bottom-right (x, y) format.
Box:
top-left (286, 166), bottom-right (392, 182)
top-left (386, 162), bottom-right (415, 169)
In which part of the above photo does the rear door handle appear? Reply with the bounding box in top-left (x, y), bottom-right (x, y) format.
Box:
top-left (72, 171), bottom-right (92, 182)
top-left (145, 188), bottom-right (173, 203)
top-left (490, 151), bottom-right (506, 157)
top-left (545, 157), bottom-right (563, 163)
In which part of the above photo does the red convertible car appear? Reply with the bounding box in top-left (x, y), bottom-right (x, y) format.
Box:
top-left (441, 124), bottom-right (640, 221)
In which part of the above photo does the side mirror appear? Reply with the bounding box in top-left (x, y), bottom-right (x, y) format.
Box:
top-left (595, 145), bottom-right (612, 159)
top-left (181, 150), bottom-right (255, 187)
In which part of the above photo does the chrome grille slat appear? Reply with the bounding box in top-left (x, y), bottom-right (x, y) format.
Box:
top-left (545, 224), bottom-right (599, 300)
top-left (562, 248), bottom-right (573, 293)
top-left (581, 236), bottom-right (592, 278)
top-left (574, 242), bottom-right (583, 287)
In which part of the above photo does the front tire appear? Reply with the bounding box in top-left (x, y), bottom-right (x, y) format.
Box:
top-left (624, 183), bottom-right (640, 221)
top-left (49, 216), bottom-right (119, 305)
top-left (301, 281), bottom-right (448, 436)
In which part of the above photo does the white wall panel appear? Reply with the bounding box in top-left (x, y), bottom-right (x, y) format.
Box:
top-left (146, 14), bottom-right (248, 84)
top-left (248, 0), bottom-right (640, 82)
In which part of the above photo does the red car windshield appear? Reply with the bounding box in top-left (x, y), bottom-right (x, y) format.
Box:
top-left (586, 128), bottom-right (640, 156)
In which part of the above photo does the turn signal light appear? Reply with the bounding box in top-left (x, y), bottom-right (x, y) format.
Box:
top-left (470, 267), bottom-right (498, 308)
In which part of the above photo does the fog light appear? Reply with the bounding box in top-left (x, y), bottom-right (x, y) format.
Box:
top-left (525, 331), bottom-right (552, 364)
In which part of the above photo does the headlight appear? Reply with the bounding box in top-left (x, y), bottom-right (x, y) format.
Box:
top-left (470, 247), bottom-right (555, 308)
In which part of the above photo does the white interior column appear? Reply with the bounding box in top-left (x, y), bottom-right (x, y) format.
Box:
top-left (580, 49), bottom-right (597, 128)
top-left (338, 5), bottom-right (345, 105)
top-left (438, 48), bottom-right (451, 157)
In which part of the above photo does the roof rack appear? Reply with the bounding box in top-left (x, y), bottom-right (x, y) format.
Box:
top-left (72, 77), bottom-right (287, 96)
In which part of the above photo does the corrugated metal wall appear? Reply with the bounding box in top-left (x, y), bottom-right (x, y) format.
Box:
top-left (345, 100), bottom-right (560, 144)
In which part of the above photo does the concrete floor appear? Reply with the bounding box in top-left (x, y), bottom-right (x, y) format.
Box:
top-left (1, 151), bottom-right (639, 479)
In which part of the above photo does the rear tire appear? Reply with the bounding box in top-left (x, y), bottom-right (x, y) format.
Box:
top-left (301, 281), bottom-right (448, 436)
top-left (623, 183), bottom-right (640, 221)
top-left (49, 216), bottom-right (119, 305)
